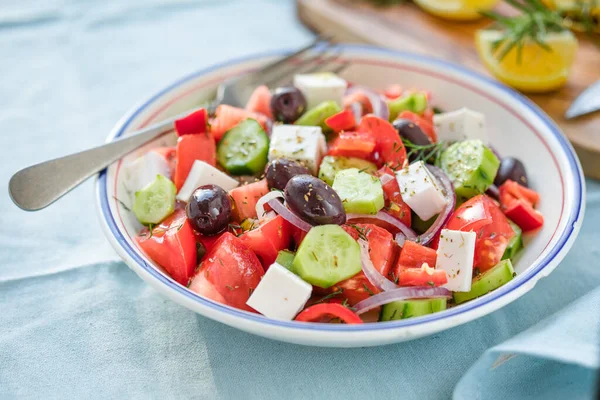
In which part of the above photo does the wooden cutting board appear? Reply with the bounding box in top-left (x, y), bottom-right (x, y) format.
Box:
top-left (297, 0), bottom-right (600, 179)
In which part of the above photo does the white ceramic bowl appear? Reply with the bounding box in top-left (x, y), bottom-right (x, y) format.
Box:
top-left (96, 45), bottom-right (585, 347)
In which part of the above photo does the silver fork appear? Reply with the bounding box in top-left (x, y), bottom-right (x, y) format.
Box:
top-left (9, 36), bottom-right (348, 211)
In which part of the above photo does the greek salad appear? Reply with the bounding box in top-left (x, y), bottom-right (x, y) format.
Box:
top-left (124, 72), bottom-right (544, 324)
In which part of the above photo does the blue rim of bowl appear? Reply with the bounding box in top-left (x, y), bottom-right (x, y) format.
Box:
top-left (97, 44), bottom-right (584, 332)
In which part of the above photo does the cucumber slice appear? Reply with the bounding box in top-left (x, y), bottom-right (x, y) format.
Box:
top-left (332, 168), bottom-right (384, 215)
top-left (388, 92), bottom-right (429, 121)
top-left (217, 119), bottom-right (269, 175)
top-left (275, 250), bottom-right (296, 272)
top-left (318, 155), bottom-right (378, 186)
top-left (295, 101), bottom-right (341, 131)
top-left (411, 212), bottom-right (436, 235)
top-left (132, 174), bottom-right (176, 225)
top-left (293, 225), bottom-right (362, 288)
top-left (453, 259), bottom-right (515, 304)
top-left (502, 220), bottom-right (523, 261)
top-left (380, 298), bottom-right (447, 321)
top-left (440, 139), bottom-right (500, 200)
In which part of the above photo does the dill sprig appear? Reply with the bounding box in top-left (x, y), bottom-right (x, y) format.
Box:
top-left (481, 0), bottom-right (566, 62)
top-left (402, 138), bottom-right (447, 165)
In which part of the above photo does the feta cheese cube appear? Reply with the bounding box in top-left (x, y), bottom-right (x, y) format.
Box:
top-left (246, 263), bottom-right (313, 321)
top-left (435, 229), bottom-right (476, 292)
top-left (176, 160), bottom-right (239, 202)
top-left (293, 72), bottom-right (348, 110)
top-left (123, 151), bottom-right (171, 196)
top-left (433, 108), bottom-right (487, 143)
top-left (268, 125), bottom-right (326, 174)
top-left (396, 161), bottom-right (448, 221)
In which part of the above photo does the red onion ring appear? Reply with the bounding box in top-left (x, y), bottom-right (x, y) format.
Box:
top-left (394, 232), bottom-right (406, 248)
top-left (359, 239), bottom-right (398, 292)
top-left (267, 198), bottom-right (312, 232)
top-left (354, 287), bottom-right (452, 315)
top-left (345, 86), bottom-right (389, 121)
top-left (379, 172), bottom-right (395, 187)
top-left (349, 101), bottom-right (363, 123)
top-left (418, 166), bottom-right (456, 246)
top-left (347, 211), bottom-right (417, 241)
top-left (256, 191), bottom-right (284, 219)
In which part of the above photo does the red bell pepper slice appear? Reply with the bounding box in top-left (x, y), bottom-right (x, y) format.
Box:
top-left (504, 201), bottom-right (544, 232)
top-left (295, 303), bottom-right (363, 324)
top-left (325, 109), bottom-right (356, 133)
top-left (174, 109), bottom-right (208, 136)
top-left (327, 131), bottom-right (376, 160)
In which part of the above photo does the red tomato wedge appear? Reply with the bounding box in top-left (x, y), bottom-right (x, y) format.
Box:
top-left (295, 303), bottom-right (363, 324)
top-left (499, 180), bottom-right (540, 208)
top-left (174, 109), bottom-right (208, 136)
top-left (343, 91), bottom-right (373, 114)
top-left (335, 224), bottom-right (397, 305)
top-left (377, 165), bottom-right (411, 227)
top-left (245, 85), bottom-right (273, 119)
top-left (195, 232), bottom-right (223, 254)
top-left (136, 209), bottom-right (197, 286)
top-left (325, 109), bottom-right (356, 133)
top-left (229, 179), bottom-right (269, 221)
top-left (422, 108), bottom-right (434, 124)
top-left (211, 105), bottom-right (269, 141)
top-left (358, 115), bottom-right (407, 170)
top-left (446, 195), bottom-right (515, 272)
top-left (188, 232), bottom-right (264, 312)
top-left (397, 111), bottom-right (437, 143)
top-left (174, 133), bottom-right (217, 190)
top-left (240, 215), bottom-right (292, 268)
top-left (394, 241), bottom-right (437, 271)
top-left (397, 267), bottom-right (448, 287)
top-left (327, 131), bottom-right (376, 160)
top-left (383, 84), bottom-right (403, 100)
top-left (152, 147), bottom-right (176, 178)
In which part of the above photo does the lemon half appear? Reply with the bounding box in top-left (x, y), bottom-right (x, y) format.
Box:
top-left (475, 29), bottom-right (578, 92)
top-left (413, 0), bottom-right (500, 21)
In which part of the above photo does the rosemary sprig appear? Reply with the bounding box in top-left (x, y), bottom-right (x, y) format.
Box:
top-left (481, 0), bottom-right (566, 62)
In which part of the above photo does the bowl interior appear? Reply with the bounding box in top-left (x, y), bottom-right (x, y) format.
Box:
top-left (97, 45), bottom-right (583, 341)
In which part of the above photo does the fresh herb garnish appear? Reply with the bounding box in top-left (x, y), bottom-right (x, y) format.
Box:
top-left (362, 283), bottom-right (375, 296)
top-left (314, 289), bottom-right (344, 304)
top-left (402, 138), bottom-right (447, 165)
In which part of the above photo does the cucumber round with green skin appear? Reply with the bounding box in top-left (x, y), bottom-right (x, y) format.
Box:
top-left (453, 259), bottom-right (515, 304)
top-left (217, 119), bottom-right (269, 175)
top-left (388, 92), bottom-right (428, 122)
top-left (502, 220), bottom-right (523, 261)
top-left (332, 168), bottom-right (385, 215)
top-left (411, 212), bottom-right (436, 235)
top-left (132, 174), bottom-right (176, 225)
top-left (380, 298), bottom-right (447, 321)
top-left (440, 139), bottom-right (500, 200)
top-left (275, 250), bottom-right (296, 272)
top-left (294, 101), bottom-right (341, 131)
top-left (318, 155), bottom-right (378, 186)
top-left (293, 225), bottom-right (362, 288)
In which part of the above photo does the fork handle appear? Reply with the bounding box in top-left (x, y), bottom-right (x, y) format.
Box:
top-left (9, 112), bottom-right (186, 211)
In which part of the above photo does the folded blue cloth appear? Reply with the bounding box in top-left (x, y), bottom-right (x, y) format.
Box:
top-left (0, 0), bottom-right (599, 398)
top-left (455, 287), bottom-right (600, 399)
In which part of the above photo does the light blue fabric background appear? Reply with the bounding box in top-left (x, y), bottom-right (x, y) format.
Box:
top-left (1, 1), bottom-right (598, 398)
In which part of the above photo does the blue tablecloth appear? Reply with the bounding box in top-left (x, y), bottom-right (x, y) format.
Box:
top-left (1, 1), bottom-right (598, 398)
